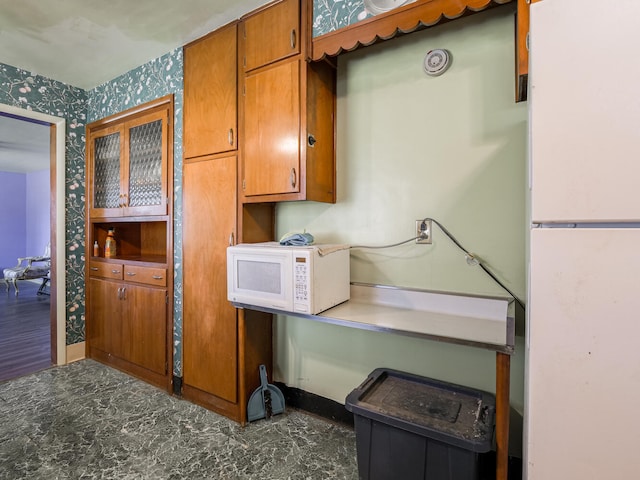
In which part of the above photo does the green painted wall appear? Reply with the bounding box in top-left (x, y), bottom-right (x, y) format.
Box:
top-left (275, 7), bottom-right (527, 423)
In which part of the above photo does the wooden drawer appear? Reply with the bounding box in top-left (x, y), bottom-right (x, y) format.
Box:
top-left (123, 265), bottom-right (167, 287)
top-left (89, 262), bottom-right (124, 280)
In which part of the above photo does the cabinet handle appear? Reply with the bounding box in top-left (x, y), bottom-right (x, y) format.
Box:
top-left (290, 29), bottom-right (296, 49)
top-left (290, 168), bottom-right (297, 188)
top-left (126, 272), bottom-right (136, 276)
top-left (228, 128), bottom-right (234, 146)
top-left (152, 275), bottom-right (163, 280)
top-left (90, 267), bottom-right (99, 271)
top-left (117, 287), bottom-right (122, 300)
top-left (229, 232), bottom-right (234, 246)
top-left (112, 269), bottom-right (121, 274)
top-left (122, 287), bottom-right (126, 300)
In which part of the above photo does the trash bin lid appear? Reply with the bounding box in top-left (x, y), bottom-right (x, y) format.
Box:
top-left (346, 368), bottom-right (495, 452)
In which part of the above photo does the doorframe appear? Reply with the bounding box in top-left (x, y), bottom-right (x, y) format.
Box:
top-left (0, 103), bottom-right (66, 365)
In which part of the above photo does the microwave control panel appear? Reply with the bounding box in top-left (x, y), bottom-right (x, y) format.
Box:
top-left (294, 254), bottom-right (310, 307)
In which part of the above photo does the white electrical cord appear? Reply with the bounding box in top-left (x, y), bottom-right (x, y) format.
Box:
top-left (350, 218), bottom-right (526, 311)
top-left (349, 236), bottom-right (423, 250)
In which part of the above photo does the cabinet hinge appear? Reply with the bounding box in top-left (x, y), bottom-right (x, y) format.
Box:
top-left (165, 293), bottom-right (169, 305)
top-left (165, 361), bottom-right (168, 374)
top-left (242, 179), bottom-right (246, 191)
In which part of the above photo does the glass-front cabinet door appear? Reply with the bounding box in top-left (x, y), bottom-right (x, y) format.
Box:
top-left (90, 124), bottom-right (124, 217)
top-left (88, 108), bottom-right (169, 218)
top-left (124, 109), bottom-right (168, 217)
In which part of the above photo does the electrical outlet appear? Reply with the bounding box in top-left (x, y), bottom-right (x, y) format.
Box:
top-left (415, 219), bottom-right (432, 244)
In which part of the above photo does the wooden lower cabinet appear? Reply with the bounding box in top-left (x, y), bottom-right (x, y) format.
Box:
top-left (88, 277), bottom-right (124, 357)
top-left (87, 275), bottom-right (170, 390)
top-left (126, 284), bottom-right (168, 375)
top-left (182, 154), bottom-right (273, 424)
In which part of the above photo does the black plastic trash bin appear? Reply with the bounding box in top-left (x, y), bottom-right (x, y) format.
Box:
top-left (345, 368), bottom-right (495, 480)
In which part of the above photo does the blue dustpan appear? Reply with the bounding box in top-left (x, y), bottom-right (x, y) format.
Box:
top-left (247, 365), bottom-right (285, 422)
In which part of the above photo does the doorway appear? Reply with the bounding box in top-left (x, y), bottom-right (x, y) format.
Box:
top-left (0, 103), bottom-right (66, 366)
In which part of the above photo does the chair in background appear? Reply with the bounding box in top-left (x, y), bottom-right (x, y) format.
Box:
top-left (37, 270), bottom-right (51, 296)
top-left (3, 244), bottom-right (51, 296)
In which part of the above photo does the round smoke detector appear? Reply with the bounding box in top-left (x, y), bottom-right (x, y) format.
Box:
top-left (423, 49), bottom-right (451, 77)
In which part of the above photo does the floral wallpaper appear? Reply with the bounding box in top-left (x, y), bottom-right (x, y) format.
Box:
top-left (312, 0), bottom-right (369, 37)
top-left (312, 0), bottom-right (421, 37)
top-left (0, 62), bottom-right (87, 346)
top-left (87, 48), bottom-right (185, 377)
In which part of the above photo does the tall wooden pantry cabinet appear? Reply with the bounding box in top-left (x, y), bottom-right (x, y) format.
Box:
top-left (182, 0), bottom-right (336, 424)
top-left (85, 95), bottom-right (174, 392)
top-left (182, 21), bottom-right (274, 423)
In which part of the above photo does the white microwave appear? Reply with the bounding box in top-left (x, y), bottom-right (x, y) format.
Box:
top-left (227, 242), bottom-right (350, 315)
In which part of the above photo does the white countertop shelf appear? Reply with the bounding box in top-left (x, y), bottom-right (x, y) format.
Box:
top-left (234, 283), bottom-right (515, 354)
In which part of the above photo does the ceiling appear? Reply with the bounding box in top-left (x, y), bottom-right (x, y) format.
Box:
top-left (0, 0), bottom-right (269, 90)
top-left (0, 0), bottom-right (269, 173)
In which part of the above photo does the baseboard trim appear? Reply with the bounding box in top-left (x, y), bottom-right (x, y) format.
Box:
top-left (274, 382), bottom-right (354, 427)
top-left (66, 341), bottom-right (85, 363)
top-left (172, 375), bottom-right (182, 396)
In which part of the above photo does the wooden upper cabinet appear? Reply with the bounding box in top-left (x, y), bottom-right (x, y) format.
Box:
top-left (184, 23), bottom-right (238, 158)
top-left (240, 0), bottom-right (336, 204)
top-left (244, 59), bottom-right (300, 197)
top-left (241, 57), bottom-right (336, 203)
top-left (242, 0), bottom-right (300, 72)
top-left (87, 100), bottom-right (171, 218)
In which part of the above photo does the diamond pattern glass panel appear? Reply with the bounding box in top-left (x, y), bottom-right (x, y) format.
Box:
top-left (94, 133), bottom-right (121, 209)
top-left (128, 120), bottom-right (163, 207)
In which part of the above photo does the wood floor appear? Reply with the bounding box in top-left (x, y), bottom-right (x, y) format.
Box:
top-left (0, 280), bottom-right (51, 382)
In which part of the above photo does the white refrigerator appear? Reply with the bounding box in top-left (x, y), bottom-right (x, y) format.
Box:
top-left (526, 0), bottom-right (640, 478)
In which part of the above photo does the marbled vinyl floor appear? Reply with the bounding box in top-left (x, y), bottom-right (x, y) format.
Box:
top-left (0, 360), bottom-right (358, 479)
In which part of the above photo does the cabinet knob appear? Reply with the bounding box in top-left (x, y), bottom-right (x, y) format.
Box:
top-left (290, 29), bottom-right (296, 50)
top-left (228, 128), bottom-right (234, 146)
top-left (308, 134), bottom-right (316, 147)
top-left (290, 168), bottom-right (297, 189)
